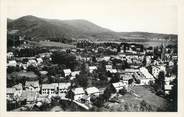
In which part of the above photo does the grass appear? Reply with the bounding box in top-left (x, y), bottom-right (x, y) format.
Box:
top-left (101, 85), bottom-right (168, 112)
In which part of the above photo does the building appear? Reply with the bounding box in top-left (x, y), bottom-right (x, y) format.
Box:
top-left (135, 67), bottom-right (155, 85)
top-left (165, 75), bottom-right (176, 85)
top-left (103, 56), bottom-right (111, 61)
top-left (36, 58), bottom-right (43, 65)
top-left (72, 87), bottom-right (85, 101)
top-left (7, 52), bottom-right (14, 59)
top-left (152, 65), bottom-right (166, 78)
top-left (7, 88), bottom-right (16, 100)
top-left (27, 59), bottom-right (37, 67)
top-left (120, 73), bottom-right (133, 86)
top-left (111, 82), bottom-right (125, 93)
top-left (106, 65), bottom-right (113, 71)
top-left (7, 60), bottom-right (17, 67)
top-left (25, 81), bottom-right (40, 92)
top-left (13, 83), bottom-right (23, 98)
top-left (139, 67), bottom-right (154, 79)
top-left (108, 69), bottom-right (117, 73)
top-left (63, 69), bottom-right (72, 77)
top-left (71, 71), bottom-right (80, 78)
top-left (164, 84), bottom-right (173, 95)
top-left (85, 87), bottom-right (100, 97)
top-left (41, 83), bottom-right (58, 96)
top-left (21, 90), bottom-right (38, 104)
top-left (58, 83), bottom-right (71, 98)
top-left (89, 66), bottom-right (97, 73)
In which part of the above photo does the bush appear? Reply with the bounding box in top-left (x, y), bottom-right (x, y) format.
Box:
top-left (119, 88), bottom-right (127, 95)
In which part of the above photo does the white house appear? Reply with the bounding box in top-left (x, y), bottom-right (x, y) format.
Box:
top-left (71, 71), bottom-right (80, 77)
top-left (103, 56), bottom-right (111, 61)
top-left (106, 65), bottom-right (112, 71)
top-left (70, 71), bottom-right (80, 80)
top-left (6, 88), bottom-right (16, 100)
top-left (164, 84), bottom-right (173, 95)
top-left (112, 82), bottom-right (125, 93)
top-left (85, 87), bottom-right (100, 97)
top-left (36, 58), bottom-right (43, 65)
top-left (89, 66), bottom-right (97, 73)
top-left (13, 83), bottom-right (23, 98)
top-left (108, 69), bottom-right (117, 73)
top-left (7, 52), bottom-right (14, 59)
top-left (73, 87), bottom-right (85, 101)
top-left (63, 69), bottom-right (72, 77)
top-left (7, 60), bottom-right (17, 67)
top-left (136, 67), bottom-right (155, 85)
top-left (42, 83), bottom-right (58, 96)
top-left (152, 65), bottom-right (166, 78)
top-left (27, 59), bottom-right (37, 67)
top-left (25, 81), bottom-right (40, 92)
top-left (139, 67), bottom-right (154, 79)
top-left (58, 83), bottom-right (71, 98)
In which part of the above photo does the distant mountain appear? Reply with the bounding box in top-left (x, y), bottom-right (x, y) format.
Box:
top-left (7, 15), bottom-right (116, 41)
top-left (7, 15), bottom-right (177, 42)
top-left (118, 32), bottom-right (177, 40)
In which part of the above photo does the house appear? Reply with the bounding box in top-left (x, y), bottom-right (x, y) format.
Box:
top-left (120, 73), bottom-right (133, 86)
top-left (36, 58), bottom-right (43, 65)
top-left (7, 60), bottom-right (17, 67)
top-left (41, 83), bottom-right (58, 96)
top-left (85, 87), bottom-right (100, 97)
top-left (165, 75), bottom-right (176, 85)
top-left (39, 70), bottom-right (48, 76)
top-left (63, 69), bottom-right (72, 76)
top-left (89, 66), bottom-right (97, 73)
top-left (106, 65), bottom-right (112, 71)
top-left (103, 56), bottom-right (110, 61)
top-left (152, 65), bottom-right (166, 78)
top-left (71, 71), bottom-right (80, 77)
top-left (13, 83), bottom-right (23, 98)
top-left (73, 87), bottom-right (85, 101)
top-left (146, 56), bottom-right (152, 66)
top-left (134, 67), bottom-right (155, 85)
top-left (139, 67), bottom-right (154, 79)
top-left (25, 81), bottom-right (40, 92)
top-left (7, 88), bottom-right (16, 100)
top-left (58, 83), bottom-right (71, 98)
top-left (70, 71), bottom-right (80, 80)
top-left (18, 63), bottom-right (27, 70)
top-left (27, 59), bottom-right (37, 67)
top-left (169, 60), bottom-right (174, 66)
top-left (7, 52), bottom-right (14, 59)
top-left (164, 84), bottom-right (173, 94)
top-left (110, 82), bottom-right (125, 93)
top-left (108, 69), bottom-right (117, 73)
top-left (21, 90), bottom-right (38, 104)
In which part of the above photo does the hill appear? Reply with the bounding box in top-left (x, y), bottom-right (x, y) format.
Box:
top-left (7, 15), bottom-right (116, 41)
top-left (7, 15), bottom-right (177, 42)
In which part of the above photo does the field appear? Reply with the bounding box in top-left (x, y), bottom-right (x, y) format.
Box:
top-left (31, 41), bottom-right (76, 48)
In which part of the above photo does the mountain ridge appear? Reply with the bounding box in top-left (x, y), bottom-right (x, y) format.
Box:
top-left (7, 15), bottom-right (177, 41)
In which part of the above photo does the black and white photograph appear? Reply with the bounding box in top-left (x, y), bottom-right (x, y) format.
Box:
top-left (3, 0), bottom-right (180, 113)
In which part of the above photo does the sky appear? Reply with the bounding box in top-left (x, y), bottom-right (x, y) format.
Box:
top-left (6, 0), bottom-right (177, 34)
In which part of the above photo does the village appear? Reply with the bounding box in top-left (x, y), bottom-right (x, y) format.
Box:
top-left (6, 32), bottom-right (178, 112)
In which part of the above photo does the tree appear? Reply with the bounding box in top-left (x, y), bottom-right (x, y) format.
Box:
top-left (75, 73), bottom-right (88, 88)
top-left (93, 94), bottom-right (105, 107)
top-left (157, 71), bottom-right (165, 91)
top-left (66, 89), bottom-right (75, 100)
top-left (51, 51), bottom-right (78, 70)
top-left (119, 87), bottom-right (127, 95)
top-left (167, 78), bottom-right (177, 111)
